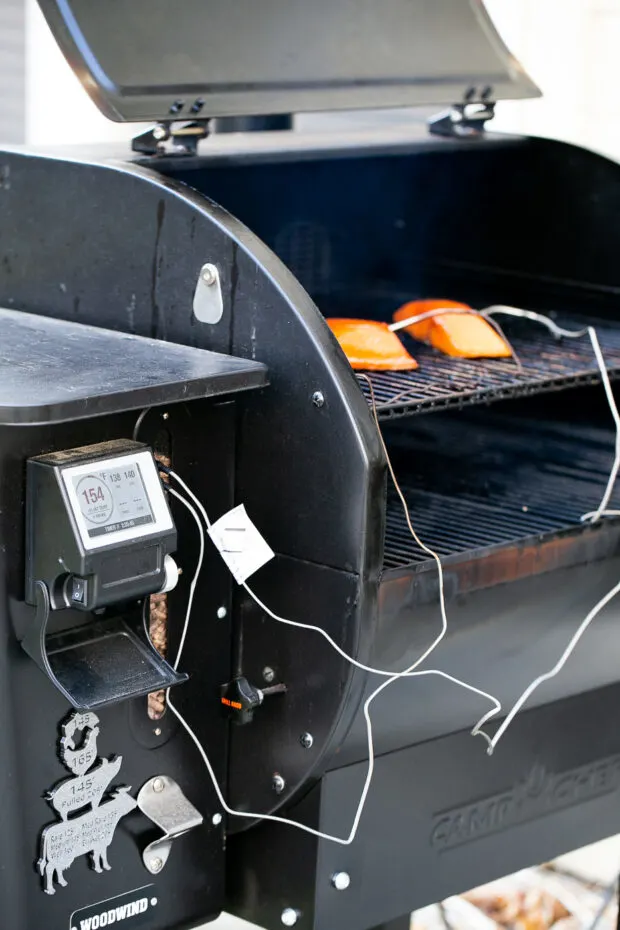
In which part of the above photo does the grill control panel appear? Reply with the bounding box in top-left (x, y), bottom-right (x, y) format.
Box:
top-left (26, 439), bottom-right (177, 611)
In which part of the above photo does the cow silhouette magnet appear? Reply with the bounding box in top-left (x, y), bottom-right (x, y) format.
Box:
top-left (37, 711), bottom-right (138, 895)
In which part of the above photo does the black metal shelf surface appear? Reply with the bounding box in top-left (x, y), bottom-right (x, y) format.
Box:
top-left (358, 316), bottom-right (620, 421)
top-left (0, 308), bottom-right (268, 424)
top-left (383, 413), bottom-right (620, 572)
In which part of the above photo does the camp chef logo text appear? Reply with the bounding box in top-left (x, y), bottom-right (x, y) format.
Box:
top-left (431, 755), bottom-right (620, 850)
top-left (70, 887), bottom-right (156, 930)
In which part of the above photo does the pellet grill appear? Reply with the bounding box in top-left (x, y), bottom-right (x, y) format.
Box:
top-left (3, 3), bottom-right (620, 930)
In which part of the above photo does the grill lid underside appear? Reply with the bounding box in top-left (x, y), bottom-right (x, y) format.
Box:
top-left (37, 0), bottom-right (539, 123)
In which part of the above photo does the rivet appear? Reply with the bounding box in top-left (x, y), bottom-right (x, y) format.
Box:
top-left (154, 728), bottom-right (162, 737)
top-left (152, 778), bottom-right (165, 793)
top-left (300, 732), bottom-right (314, 749)
top-left (281, 908), bottom-right (299, 927)
top-left (262, 666), bottom-right (275, 684)
top-left (312, 391), bottom-right (325, 408)
top-left (217, 606), bottom-right (227, 620)
top-left (331, 871), bottom-right (351, 891)
top-left (201, 263), bottom-right (218, 286)
top-left (273, 773), bottom-right (285, 794)
top-left (150, 857), bottom-right (164, 873)
top-left (212, 813), bottom-right (223, 826)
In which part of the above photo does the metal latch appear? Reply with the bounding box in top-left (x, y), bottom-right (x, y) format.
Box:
top-left (137, 775), bottom-right (203, 874)
top-left (429, 90), bottom-right (495, 139)
top-left (221, 675), bottom-right (287, 725)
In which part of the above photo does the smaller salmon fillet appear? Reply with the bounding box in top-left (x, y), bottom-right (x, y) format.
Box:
top-left (393, 299), bottom-right (512, 359)
top-left (327, 318), bottom-right (418, 370)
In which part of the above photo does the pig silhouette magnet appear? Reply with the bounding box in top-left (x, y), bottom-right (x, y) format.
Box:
top-left (37, 710), bottom-right (137, 894)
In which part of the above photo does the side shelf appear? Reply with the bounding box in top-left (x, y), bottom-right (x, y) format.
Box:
top-left (0, 307), bottom-right (268, 425)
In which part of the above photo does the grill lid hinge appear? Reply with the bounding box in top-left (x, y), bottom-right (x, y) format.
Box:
top-left (132, 119), bottom-right (211, 157)
top-left (429, 89), bottom-right (496, 139)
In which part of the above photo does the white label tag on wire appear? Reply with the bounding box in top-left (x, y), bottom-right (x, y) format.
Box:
top-left (207, 504), bottom-right (275, 584)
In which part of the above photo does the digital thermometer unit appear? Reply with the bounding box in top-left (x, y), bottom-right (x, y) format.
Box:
top-left (26, 440), bottom-right (177, 611)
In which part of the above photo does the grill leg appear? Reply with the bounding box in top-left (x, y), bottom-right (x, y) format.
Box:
top-left (370, 917), bottom-right (411, 930)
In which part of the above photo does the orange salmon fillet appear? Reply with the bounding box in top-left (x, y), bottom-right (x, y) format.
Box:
top-left (327, 318), bottom-right (418, 370)
top-left (393, 299), bottom-right (512, 359)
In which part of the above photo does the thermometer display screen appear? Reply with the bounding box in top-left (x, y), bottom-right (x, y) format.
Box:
top-left (72, 462), bottom-right (154, 539)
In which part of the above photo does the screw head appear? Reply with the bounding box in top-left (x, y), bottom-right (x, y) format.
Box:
top-left (299, 732), bottom-right (314, 749)
top-left (201, 263), bottom-right (218, 286)
top-left (217, 606), bottom-right (227, 620)
top-left (332, 871), bottom-right (351, 891)
top-left (150, 857), bottom-right (164, 873)
top-left (152, 777), bottom-right (165, 793)
top-left (153, 125), bottom-right (168, 141)
top-left (281, 908), bottom-right (299, 927)
top-left (312, 391), bottom-right (325, 408)
top-left (162, 411), bottom-right (169, 420)
top-left (153, 727), bottom-right (162, 737)
top-left (272, 773), bottom-right (286, 794)
top-left (212, 813), bottom-right (223, 826)
top-left (262, 666), bottom-right (275, 684)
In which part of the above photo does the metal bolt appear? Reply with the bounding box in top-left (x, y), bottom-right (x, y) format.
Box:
top-left (262, 666), bottom-right (275, 684)
top-left (331, 871), bottom-right (351, 891)
top-left (300, 732), bottom-right (314, 749)
top-left (150, 857), bottom-right (164, 873)
top-left (154, 728), bottom-right (162, 737)
top-left (272, 773), bottom-right (286, 794)
top-left (212, 813), bottom-right (223, 826)
top-left (217, 606), bottom-right (227, 620)
top-left (153, 125), bottom-right (168, 141)
top-left (312, 391), bottom-right (325, 408)
top-left (152, 778), bottom-right (165, 793)
top-left (201, 263), bottom-right (218, 286)
top-left (162, 411), bottom-right (169, 420)
top-left (281, 909), bottom-right (299, 927)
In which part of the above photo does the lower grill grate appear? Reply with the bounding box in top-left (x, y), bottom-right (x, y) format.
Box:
top-left (358, 315), bottom-right (620, 421)
top-left (383, 414), bottom-right (620, 571)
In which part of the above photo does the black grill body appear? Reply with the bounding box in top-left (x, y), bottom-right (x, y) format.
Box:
top-left (2, 128), bottom-right (620, 930)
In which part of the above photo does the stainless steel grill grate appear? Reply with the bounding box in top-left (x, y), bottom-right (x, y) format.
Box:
top-left (359, 316), bottom-right (620, 421)
top-left (383, 415), bottom-right (620, 571)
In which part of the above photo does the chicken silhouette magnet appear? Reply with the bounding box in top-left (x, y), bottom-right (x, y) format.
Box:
top-left (38, 711), bottom-right (137, 894)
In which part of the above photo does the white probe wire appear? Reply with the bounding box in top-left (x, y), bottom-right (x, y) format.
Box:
top-left (168, 469), bottom-right (497, 687)
top-left (164, 470), bottom-right (501, 845)
top-left (471, 576), bottom-right (620, 753)
top-left (471, 316), bottom-right (620, 753)
top-left (481, 317), bottom-right (620, 523)
top-left (164, 311), bottom-right (620, 793)
top-left (582, 327), bottom-right (620, 521)
top-left (166, 486), bottom-right (205, 672)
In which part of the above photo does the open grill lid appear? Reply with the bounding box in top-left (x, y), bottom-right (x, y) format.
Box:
top-left (37, 0), bottom-right (540, 123)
